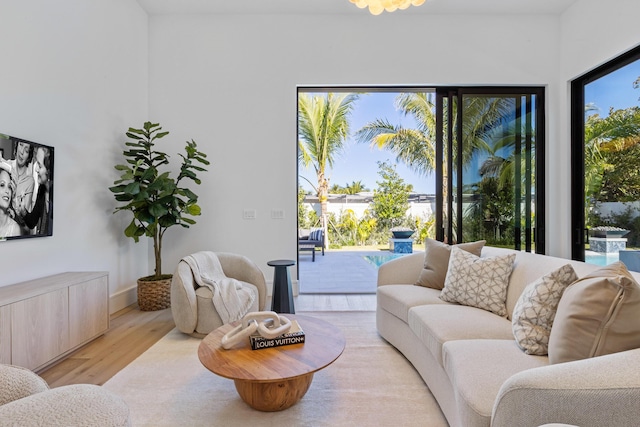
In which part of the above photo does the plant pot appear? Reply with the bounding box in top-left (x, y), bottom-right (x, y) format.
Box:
top-left (589, 227), bottom-right (630, 238)
top-left (391, 230), bottom-right (414, 239)
top-left (137, 274), bottom-right (172, 311)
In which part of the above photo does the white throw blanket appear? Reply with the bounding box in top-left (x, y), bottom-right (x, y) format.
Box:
top-left (181, 251), bottom-right (255, 324)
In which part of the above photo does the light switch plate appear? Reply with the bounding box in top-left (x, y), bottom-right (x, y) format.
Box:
top-left (271, 209), bottom-right (285, 219)
top-left (243, 209), bottom-right (256, 220)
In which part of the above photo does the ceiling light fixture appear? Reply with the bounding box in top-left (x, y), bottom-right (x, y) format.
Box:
top-left (349, 0), bottom-right (426, 15)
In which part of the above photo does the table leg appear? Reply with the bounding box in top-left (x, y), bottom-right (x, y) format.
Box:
top-left (234, 373), bottom-right (314, 411)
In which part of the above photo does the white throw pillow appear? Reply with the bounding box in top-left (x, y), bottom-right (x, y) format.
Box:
top-left (440, 246), bottom-right (516, 317)
top-left (511, 264), bottom-right (578, 355)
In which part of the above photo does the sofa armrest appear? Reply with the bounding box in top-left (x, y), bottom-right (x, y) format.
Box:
top-left (217, 252), bottom-right (268, 310)
top-left (0, 364), bottom-right (49, 406)
top-left (377, 252), bottom-right (424, 287)
top-left (171, 261), bottom-right (199, 335)
top-left (491, 348), bottom-right (640, 427)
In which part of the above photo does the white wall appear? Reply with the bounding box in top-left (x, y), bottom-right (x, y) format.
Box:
top-left (2, 1), bottom-right (638, 309)
top-left (550, 0), bottom-right (640, 256)
top-left (148, 13), bottom-right (561, 281)
top-left (0, 0), bottom-right (149, 312)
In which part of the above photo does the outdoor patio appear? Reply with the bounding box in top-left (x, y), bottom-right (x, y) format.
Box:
top-left (297, 249), bottom-right (422, 294)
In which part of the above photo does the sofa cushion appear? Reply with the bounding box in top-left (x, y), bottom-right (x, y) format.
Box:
top-left (512, 264), bottom-right (578, 355)
top-left (440, 247), bottom-right (516, 316)
top-left (442, 339), bottom-right (548, 427)
top-left (408, 304), bottom-right (514, 366)
top-left (415, 239), bottom-right (486, 289)
top-left (377, 284), bottom-right (450, 323)
top-left (548, 261), bottom-right (640, 364)
top-left (495, 248), bottom-right (601, 320)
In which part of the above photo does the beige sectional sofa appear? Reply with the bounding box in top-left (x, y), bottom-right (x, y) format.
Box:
top-left (376, 244), bottom-right (640, 427)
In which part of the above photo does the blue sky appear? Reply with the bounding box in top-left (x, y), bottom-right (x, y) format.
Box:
top-left (300, 64), bottom-right (640, 195)
top-left (299, 92), bottom-right (435, 194)
top-left (585, 60), bottom-right (640, 117)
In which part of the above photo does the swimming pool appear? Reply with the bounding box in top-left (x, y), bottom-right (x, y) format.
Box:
top-left (367, 251), bottom-right (621, 269)
top-left (585, 252), bottom-right (619, 266)
top-left (363, 253), bottom-right (407, 268)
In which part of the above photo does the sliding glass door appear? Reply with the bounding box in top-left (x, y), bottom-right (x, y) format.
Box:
top-left (436, 87), bottom-right (545, 252)
top-left (571, 46), bottom-right (640, 264)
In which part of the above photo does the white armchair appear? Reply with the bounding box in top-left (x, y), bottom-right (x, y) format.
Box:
top-left (0, 364), bottom-right (130, 426)
top-left (171, 252), bottom-right (267, 337)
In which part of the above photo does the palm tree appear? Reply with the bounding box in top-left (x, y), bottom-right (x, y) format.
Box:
top-left (329, 180), bottom-right (369, 194)
top-left (585, 106), bottom-right (640, 203)
top-left (355, 92), bottom-right (437, 177)
top-left (344, 180), bottom-right (369, 194)
top-left (298, 92), bottom-right (359, 245)
top-left (355, 92), bottom-right (513, 241)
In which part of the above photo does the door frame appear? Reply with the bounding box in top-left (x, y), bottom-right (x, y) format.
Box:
top-left (570, 45), bottom-right (640, 261)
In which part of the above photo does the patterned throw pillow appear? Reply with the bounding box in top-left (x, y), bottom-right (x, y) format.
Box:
top-left (511, 264), bottom-right (578, 355)
top-left (440, 247), bottom-right (516, 317)
top-left (309, 229), bottom-right (323, 241)
top-left (414, 239), bottom-right (486, 290)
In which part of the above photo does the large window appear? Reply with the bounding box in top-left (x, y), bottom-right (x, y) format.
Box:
top-left (571, 46), bottom-right (640, 264)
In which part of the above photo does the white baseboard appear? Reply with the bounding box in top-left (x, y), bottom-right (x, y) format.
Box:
top-left (109, 280), bottom-right (299, 315)
top-left (109, 286), bottom-right (137, 314)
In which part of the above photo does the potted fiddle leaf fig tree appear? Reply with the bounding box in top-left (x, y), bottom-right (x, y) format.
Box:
top-left (110, 121), bottom-right (209, 311)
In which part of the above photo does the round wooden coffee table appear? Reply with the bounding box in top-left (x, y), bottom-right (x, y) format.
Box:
top-left (198, 314), bottom-right (345, 411)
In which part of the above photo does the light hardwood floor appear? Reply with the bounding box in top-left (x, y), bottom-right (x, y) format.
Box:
top-left (39, 293), bottom-right (376, 388)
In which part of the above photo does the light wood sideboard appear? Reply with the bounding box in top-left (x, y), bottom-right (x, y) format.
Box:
top-left (0, 272), bottom-right (109, 372)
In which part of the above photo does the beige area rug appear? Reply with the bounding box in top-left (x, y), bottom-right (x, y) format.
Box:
top-left (103, 311), bottom-right (447, 427)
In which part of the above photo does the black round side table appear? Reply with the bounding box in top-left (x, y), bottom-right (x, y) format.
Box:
top-left (267, 259), bottom-right (296, 314)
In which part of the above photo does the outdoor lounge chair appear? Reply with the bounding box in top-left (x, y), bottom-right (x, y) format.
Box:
top-left (298, 228), bottom-right (325, 261)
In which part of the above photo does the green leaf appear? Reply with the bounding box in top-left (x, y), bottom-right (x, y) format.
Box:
top-left (141, 167), bottom-right (157, 181)
top-left (114, 194), bottom-right (134, 202)
top-left (123, 182), bottom-right (141, 195)
top-left (109, 184), bottom-right (127, 193)
top-left (180, 188), bottom-right (197, 200)
top-left (149, 203), bottom-right (168, 218)
top-left (158, 215), bottom-right (177, 227)
top-left (133, 190), bottom-right (150, 202)
top-left (126, 131), bottom-right (145, 139)
top-left (124, 221), bottom-right (142, 242)
top-left (134, 207), bottom-right (155, 225)
top-left (187, 204), bottom-right (201, 216)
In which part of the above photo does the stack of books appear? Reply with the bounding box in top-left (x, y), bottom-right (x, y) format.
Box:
top-left (250, 319), bottom-right (305, 350)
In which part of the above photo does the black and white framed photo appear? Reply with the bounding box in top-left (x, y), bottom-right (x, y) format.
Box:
top-left (0, 133), bottom-right (54, 240)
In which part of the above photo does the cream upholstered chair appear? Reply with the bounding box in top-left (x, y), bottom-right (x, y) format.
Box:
top-left (170, 251), bottom-right (267, 337)
top-left (0, 364), bottom-right (130, 426)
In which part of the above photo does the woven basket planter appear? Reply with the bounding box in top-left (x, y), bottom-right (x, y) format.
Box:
top-left (137, 275), bottom-right (172, 311)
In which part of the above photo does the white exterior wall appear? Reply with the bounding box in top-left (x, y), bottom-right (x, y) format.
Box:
top-left (304, 201), bottom-right (434, 221)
